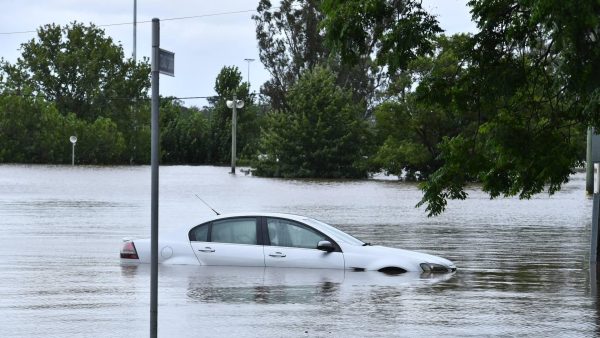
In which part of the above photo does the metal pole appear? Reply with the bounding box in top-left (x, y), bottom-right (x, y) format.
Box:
top-left (231, 95), bottom-right (237, 174)
top-left (592, 193), bottom-right (600, 263)
top-left (246, 62), bottom-right (250, 86)
top-left (72, 143), bottom-right (75, 166)
top-left (130, 0), bottom-right (138, 165)
top-left (133, 0), bottom-right (137, 62)
top-left (150, 18), bottom-right (160, 338)
top-left (244, 58), bottom-right (254, 88)
top-left (587, 127), bottom-right (594, 194)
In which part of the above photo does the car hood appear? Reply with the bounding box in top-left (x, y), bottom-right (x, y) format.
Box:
top-left (343, 244), bottom-right (456, 272)
top-left (373, 245), bottom-right (454, 264)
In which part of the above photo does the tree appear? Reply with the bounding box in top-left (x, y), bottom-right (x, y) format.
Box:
top-left (254, 0), bottom-right (376, 113)
top-left (321, 0), bottom-right (442, 79)
top-left (161, 99), bottom-right (210, 164)
top-left (371, 34), bottom-right (477, 180)
top-left (0, 94), bottom-right (66, 163)
top-left (254, 0), bottom-right (329, 110)
top-left (416, 0), bottom-right (595, 215)
top-left (3, 22), bottom-right (150, 121)
top-left (71, 116), bottom-right (127, 164)
top-left (254, 67), bottom-right (371, 178)
top-left (0, 93), bottom-right (128, 164)
top-left (322, 0), bottom-right (595, 215)
top-left (0, 22), bottom-right (150, 162)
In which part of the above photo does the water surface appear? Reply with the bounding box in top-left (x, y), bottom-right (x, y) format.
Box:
top-left (0, 165), bottom-right (597, 337)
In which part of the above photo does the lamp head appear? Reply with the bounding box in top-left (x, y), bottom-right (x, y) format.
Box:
top-left (226, 100), bottom-right (244, 109)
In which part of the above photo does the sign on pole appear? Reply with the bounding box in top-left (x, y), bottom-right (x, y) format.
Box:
top-left (159, 49), bottom-right (175, 77)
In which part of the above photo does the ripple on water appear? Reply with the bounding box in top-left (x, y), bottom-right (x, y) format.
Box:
top-left (0, 165), bottom-right (597, 337)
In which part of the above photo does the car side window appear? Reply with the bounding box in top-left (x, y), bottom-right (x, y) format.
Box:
top-left (211, 217), bottom-right (257, 245)
top-left (189, 223), bottom-right (209, 242)
top-left (267, 218), bottom-right (327, 249)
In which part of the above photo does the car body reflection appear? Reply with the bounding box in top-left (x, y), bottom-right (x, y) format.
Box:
top-left (121, 265), bottom-right (455, 304)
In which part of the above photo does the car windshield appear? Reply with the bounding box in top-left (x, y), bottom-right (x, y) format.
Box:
top-left (304, 218), bottom-right (365, 246)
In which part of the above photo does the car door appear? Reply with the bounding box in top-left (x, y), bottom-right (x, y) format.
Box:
top-left (263, 217), bottom-right (345, 269)
top-left (189, 217), bottom-right (265, 267)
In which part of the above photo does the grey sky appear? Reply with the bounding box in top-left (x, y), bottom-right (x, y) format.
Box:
top-left (0, 0), bottom-right (476, 107)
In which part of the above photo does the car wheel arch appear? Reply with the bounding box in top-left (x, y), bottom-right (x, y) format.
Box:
top-left (365, 259), bottom-right (417, 273)
top-left (377, 266), bottom-right (408, 274)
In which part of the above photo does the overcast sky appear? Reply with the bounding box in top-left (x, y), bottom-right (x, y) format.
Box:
top-left (0, 0), bottom-right (476, 107)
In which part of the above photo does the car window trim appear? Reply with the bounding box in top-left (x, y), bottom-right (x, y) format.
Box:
top-left (258, 216), bottom-right (269, 246)
top-left (189, 217), bottom-right (259, 245)
top-left (263, 216), bottom-right (342, 252)
top-left (210, 216), bottom-right (260, 245)
top-left (188, 222), bottom-right (211, 242)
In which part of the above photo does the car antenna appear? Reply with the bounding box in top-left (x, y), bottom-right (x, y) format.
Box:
top-left (194, 194), bottom-right (220, 215)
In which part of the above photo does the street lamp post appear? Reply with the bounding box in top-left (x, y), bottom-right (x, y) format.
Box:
top-left (69, 136), bottom-right (77, 166)
top-left (243, 58), bottom-right (255, 88)
top-left (226, 96), bottom-right (244, 174)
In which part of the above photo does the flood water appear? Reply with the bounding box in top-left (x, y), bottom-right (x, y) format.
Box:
top-left (0, 164), bottom-right (598, 337)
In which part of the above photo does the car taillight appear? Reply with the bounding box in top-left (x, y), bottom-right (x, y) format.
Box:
top-left (120, 240), bottom-right (139, 259)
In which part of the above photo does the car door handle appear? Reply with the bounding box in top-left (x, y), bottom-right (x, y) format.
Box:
top-left (198, 247), bottom-right (215, 253)
top-left (269, 252), bottom-right (286, 258)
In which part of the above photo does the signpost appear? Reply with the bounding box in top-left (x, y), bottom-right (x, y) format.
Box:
top-left (150, 18), bottom-right (174, 338)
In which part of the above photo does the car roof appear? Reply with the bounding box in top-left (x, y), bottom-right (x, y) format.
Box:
top-left (169, 212), bottom-right (323, 238)
top-left (207, 212), bottom-right (315, 223)
top-left (165, 211), bottom-right (366, 246)
top-left (174, 212), bottom-right (318, 228)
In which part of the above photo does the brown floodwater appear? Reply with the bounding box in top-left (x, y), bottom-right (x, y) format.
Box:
top-left (0, 164), bottom-right (597, 337)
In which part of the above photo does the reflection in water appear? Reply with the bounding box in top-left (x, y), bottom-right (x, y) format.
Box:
top-left (591, 263), bottom-right (600, 337)
top-left (179, 267), bottom-right (453, 305)
top-left (0, 165), bottom-right (597, 337)
top-left (187, 284), bottom-right (341, 304)
top-left (120, 264), bottom-right (139, 279)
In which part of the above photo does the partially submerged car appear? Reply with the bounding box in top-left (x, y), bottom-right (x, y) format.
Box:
top-left (120, 212), bottom-right (456, 274)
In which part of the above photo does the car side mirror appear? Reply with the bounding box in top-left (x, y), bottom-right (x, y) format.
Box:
top-left (317, 240), bottom-right (334, 252)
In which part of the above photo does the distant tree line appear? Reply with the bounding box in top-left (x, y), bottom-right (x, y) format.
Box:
top-left (1, 0), bottom-right (598, 215)
top-left (0, 22), bottom-right (263, 166)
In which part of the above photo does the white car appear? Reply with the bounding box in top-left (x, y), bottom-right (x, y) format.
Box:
top-left (120, 212), bottom-right (457, 274)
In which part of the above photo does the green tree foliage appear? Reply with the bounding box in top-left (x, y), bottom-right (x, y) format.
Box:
top-left (0, 27), bottom-right (263, 166)
top-left (254, 0), bottom-right (375, 113)
top-left (254, 0), bottom-right (327, 110)
top-left (161, 99), bottom-right (210, 164)
top-left (321, 0), bottom-right (442, 77)
top-left (3, 22), bottom-right (150, 122)
top-left (0, 94), bottom-right (65, 163)
top-left (372, 34), bottom-right (477, 180)
top-left (68, 115), bottom-right (127, 164)
top-left (0, 22), bottom-right (150, 162)
top-left (0, 94), bottom-right (127, 164)
top-left (254, 67), bottom-right (371, 178)
top-left (321, 0), bottom-right (593, 215)
top-left (416, 0), bottom-right (595, 216)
